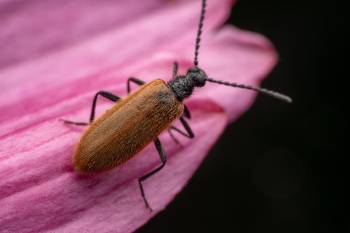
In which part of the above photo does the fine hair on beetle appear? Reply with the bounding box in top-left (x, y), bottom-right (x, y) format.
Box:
top-left (61, 0), bottom-right (292, 211)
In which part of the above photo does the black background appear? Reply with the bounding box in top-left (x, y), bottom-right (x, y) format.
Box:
top-left (138, 0), bottom-right (345, 232)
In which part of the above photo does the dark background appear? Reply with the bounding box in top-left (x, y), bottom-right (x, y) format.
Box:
top-left (138, 0), bottom-right (345, 232)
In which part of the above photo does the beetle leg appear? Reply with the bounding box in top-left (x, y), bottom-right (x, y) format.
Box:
top-left (172, 61), bottom-right (178, 79)
top-left (170, 116), bottom-right (194, 138)
top-left (127, 77), bottom-right (145, 93)
top-left (167, 108), bottom-right (192, 145)
top-left (89, 91), bottom-right (120, 122)
top-left (138, 138), bottom-right (167, 211)
top-left (60, 91), bottom-right (120, 126)
top-left (167, 128), bottom-right (181, 144)
top-left (183, 104), bottom-right (191, 119)
top-left (167, 116), bottom-right (194, 145)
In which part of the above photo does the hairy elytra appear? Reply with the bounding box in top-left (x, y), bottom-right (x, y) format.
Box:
top-left (74, 80), bottom-right (183, 172)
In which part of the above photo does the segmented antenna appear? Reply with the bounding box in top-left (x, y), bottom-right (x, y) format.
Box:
top-left (206, 78), bottom-right (293, 103)
top-left (194, 0), bottom-right (207, 67)
top-left (192, 0), bottom-right (292, 103)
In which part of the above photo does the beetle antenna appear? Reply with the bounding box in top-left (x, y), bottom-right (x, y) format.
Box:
top-left (206, 78), bottom-right (292, 103)
top-left (194, 0), bottom-right (207, 67)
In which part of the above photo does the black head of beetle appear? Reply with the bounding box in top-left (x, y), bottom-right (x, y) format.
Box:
top-left (167, 67), bottom-right (208, 101)
top-left (167, 0), bottom-right (292, 104)
top-left (168, 64), bottom-right (292, 103)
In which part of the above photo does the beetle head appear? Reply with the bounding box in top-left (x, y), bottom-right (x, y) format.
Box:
top-left (186, 67), bottom-right (207, 87)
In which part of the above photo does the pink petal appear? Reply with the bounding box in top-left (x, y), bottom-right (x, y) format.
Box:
top-left (0, 0), bottom-right (277, 232)
top-left (0, 0), bottom-right (194, 68)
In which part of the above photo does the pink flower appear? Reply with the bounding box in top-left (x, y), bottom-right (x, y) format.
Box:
top-left (0, 0), bottom-right (277, 232)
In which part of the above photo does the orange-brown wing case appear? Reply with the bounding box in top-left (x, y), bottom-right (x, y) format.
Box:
top-left (74, 79), bottom-right (184, 172)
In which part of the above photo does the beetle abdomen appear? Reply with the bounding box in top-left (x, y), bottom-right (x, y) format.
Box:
top-left (74, 80), bottom-right (184, 172)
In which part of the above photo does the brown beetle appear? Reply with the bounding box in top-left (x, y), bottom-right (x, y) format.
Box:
top-left (61, 0), bottom-right (292, 210)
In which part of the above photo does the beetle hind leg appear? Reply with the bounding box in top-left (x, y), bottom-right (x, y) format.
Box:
top-left (138, 138), bottom-right (167, 211)
top-left (60, 91), bottom-right (120, 126)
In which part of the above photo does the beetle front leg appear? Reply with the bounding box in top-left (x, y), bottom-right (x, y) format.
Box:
top-left (60, 91), bottom-right (121, 126)
top-left (127, 77), bottom-right (145, 94)
top-left (138, 138), bottom-right (167, 211)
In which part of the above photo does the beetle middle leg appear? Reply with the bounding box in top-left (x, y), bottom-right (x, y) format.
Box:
top-left (138, 138), bottom-right (167, 211)
top-left (167, 116), bottom-right (194, 144)
top-left (60, 91), bottom-right (120, 126)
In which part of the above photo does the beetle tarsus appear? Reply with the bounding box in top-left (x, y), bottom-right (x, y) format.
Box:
top-left (138, 179), bottom-right (153, 212)
top-left (137, 138), bottom-right (167, 211)
top-left (59, 119), bottom-right (88, 126)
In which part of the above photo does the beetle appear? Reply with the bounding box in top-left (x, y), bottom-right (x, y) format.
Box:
top-left (61, 0), bottom-right (292, 210)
